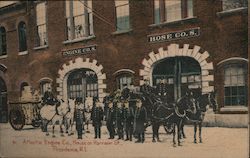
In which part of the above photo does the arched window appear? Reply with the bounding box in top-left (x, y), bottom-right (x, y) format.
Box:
top-left (116, 73), bottom-right (133, 90)
top-left (224, 64), bottom-right (247, 106)
top-left (20, 82), bottom-right (29, 97)
top-left (18, 22), bottom-right (27, 52)
top-left (0, 27), bottom-right (7, 56)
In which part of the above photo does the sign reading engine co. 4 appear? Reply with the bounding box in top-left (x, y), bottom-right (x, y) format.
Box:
top-left (148, 28), bottom-right (200, 43)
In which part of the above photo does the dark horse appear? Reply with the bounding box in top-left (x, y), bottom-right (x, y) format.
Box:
top-left (151, 94), bottom-right (197, 146)
top-left (181, 92), bottom-right (218, 143)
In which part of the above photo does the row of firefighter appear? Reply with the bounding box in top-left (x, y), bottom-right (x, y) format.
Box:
top-left (75, 97), bottom-right (146, 142)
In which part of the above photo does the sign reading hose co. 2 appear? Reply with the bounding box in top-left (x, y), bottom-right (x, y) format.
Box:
top-left (62, 45), bottom-right (97, 57)
top-left (148, 28), bottom-right (200, 43)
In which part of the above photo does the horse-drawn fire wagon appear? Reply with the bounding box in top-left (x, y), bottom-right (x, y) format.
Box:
top-left (9, 101), bottom-right (42, 130)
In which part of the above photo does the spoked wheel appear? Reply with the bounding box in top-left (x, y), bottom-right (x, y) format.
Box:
top-left (9, 109), bottom-right (25, 130)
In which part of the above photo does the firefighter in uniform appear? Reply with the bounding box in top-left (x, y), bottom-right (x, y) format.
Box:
top-left (156, 79), bottom-right (168, 102)
top-left (106, 101), bottom-right (116, 139)
top-left (75, 98), bottom-right (85, 139)
top-left (156, 79), bottom-right (167, 96)
top-left (134, 99), bottom-right (147, 143)
top-left (140, 79), bottom-right (152, 95)
top-left (116, 100), bottom-right (124, 140)
top-left (123, 99), bottom-right (134, 141)
top-left (91, 100), bottom-right (104, 139)
top-left (42, 87), bottom-right (60, 114)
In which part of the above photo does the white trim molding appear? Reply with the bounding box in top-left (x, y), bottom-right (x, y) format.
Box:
top-left (113, 69), bottom-right (135, 75)
top-left (56, 57), bottom-right (106, 102)
top-left (217, 57), bottom-right (248, 67)
top-left (38, 77), bottom-right (53, 83)
top-left (139, 43), bottom-right (214, 94)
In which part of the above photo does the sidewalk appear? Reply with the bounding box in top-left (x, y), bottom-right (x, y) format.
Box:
top-left (0, 123), bottom-right (248, 158)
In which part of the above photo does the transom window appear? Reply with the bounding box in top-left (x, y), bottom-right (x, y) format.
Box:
top-left (222, 0), bottom-right (248, 11)
top-left (36, 2), bottom-right (47, 47)
top-left (18, 22), bottom-right (27, 52)
top-left (224, 64), bottom-right (247, 106)
top-left (115, 0), bottom-right (130, 31)
top-left (0, 27), bottom-right (7, 56)
top-left (116, 73), bottom-right (133, 90)
top-left (65, 0), bottom-right (93, 40)
top-left (154, 0), bottom-right (193, 24)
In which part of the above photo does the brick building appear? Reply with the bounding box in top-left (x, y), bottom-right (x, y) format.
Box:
top-left (0, 0), bottom-right (248, 125)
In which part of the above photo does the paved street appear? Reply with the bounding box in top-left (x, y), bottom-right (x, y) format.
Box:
top-left (0, 123), bottom-right (248, 158)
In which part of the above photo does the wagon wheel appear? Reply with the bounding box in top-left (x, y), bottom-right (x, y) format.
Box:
top-left (9, 109), bottom-right (25, 130)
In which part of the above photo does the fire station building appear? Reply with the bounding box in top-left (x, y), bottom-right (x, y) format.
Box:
top-left (0, 1), bottom-right (248, 126)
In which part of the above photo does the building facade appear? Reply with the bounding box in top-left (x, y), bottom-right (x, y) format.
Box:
top-left (0, 1), bottom-right (248, 124)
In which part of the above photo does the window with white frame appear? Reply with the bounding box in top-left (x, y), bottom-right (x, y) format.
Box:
top-left (36, 2), bottom-right (47, 47)
top-left (224, 64), bottom-right (247, 106)
top-left (65, 0), bottom-right (93, 40)
top-left (18, 22), bottom-right (27, 52)
top-left (154, 0), bottom-right (193, 24)
top-left (115, 0), bottom-right (130, 31)
top-left (40, 81), bottom-right (51, 96)
top-left (0, 1), bottom-right (17, 8)
top-left (116, 74), bottom-right (133, 90)
top-left (222, 0), bottom-right (248, 11)
top-left (0, 27), bottom-right (7, 56)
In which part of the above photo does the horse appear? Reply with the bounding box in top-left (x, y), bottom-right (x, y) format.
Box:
top-left (181, 92), bottom-right (218, 143)
top-left (84, 97), bottom-right (94, 133)
top-left (40, 100), bottom-right (70, 137)
top-left (151, 94), bottom-right (197, 146)
top-left (63, 99), bottom-right (76, 136)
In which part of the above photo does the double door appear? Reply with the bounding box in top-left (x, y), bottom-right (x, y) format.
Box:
top-left (152, 57), bottom-right (202, 103)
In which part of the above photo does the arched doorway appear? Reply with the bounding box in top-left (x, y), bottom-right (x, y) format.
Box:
top-left (67, 68), bottom-right (98, 102)
top-left (152, 57), bottom-right (201, 103)
top-left (0, 77), bottom-right (7, 122)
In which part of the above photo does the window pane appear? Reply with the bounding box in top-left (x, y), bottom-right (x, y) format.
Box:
top-left (238, 86), bottom-right (246, 95)
top-left (0, 27), bottom-right (6, 55)
top-left (116, 0), bottom-right (130, 31)
top-left (225, 97), bottom-right (231, 105)
top-left (154, 0), bottom-right (160, 24)
top-left (225, 67), bottom-right (231, 76)
top-left (231, 86), bottom-right (237, 96)
top-left (18, 22), bottom-right (27, 52)
top-left (36, 2), bottom-right (46, 25)
top-left (231, 75), bottom-right (238, 85)
top-left (224, 87), bottom-right (231, 96)
top-left (231, 66), bottom-right (238, 75)
top-left (188, 75), bottom-right (195, 82)
top-left (223, 0), bottom-right (248, 11)
top-left (237, 75), bottom-right (245, 85)
top-left (187, 0), bottom-right (193, 17)
top-left (238, 96), bottom-right (246, 105)
top-left (224, 75), bottom-right (231, 85)
top-left (231, 97), bottom-right (237, 105)
top-left (165, 0), bottom-right (181, 22)
top-left (168, 78), bottom-right (174, 84)
top-left (181, 76), bottom-right (187, 83)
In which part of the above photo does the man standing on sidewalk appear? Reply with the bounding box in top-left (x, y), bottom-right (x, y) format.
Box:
top-left (91, 99), bottom-right (104, 139)
top-left (123, 100), bottom-right (134, 141)
top-left (134, 99), bottom-right (147, 143)
top-left (106, 101), bottom-right (116, 139)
